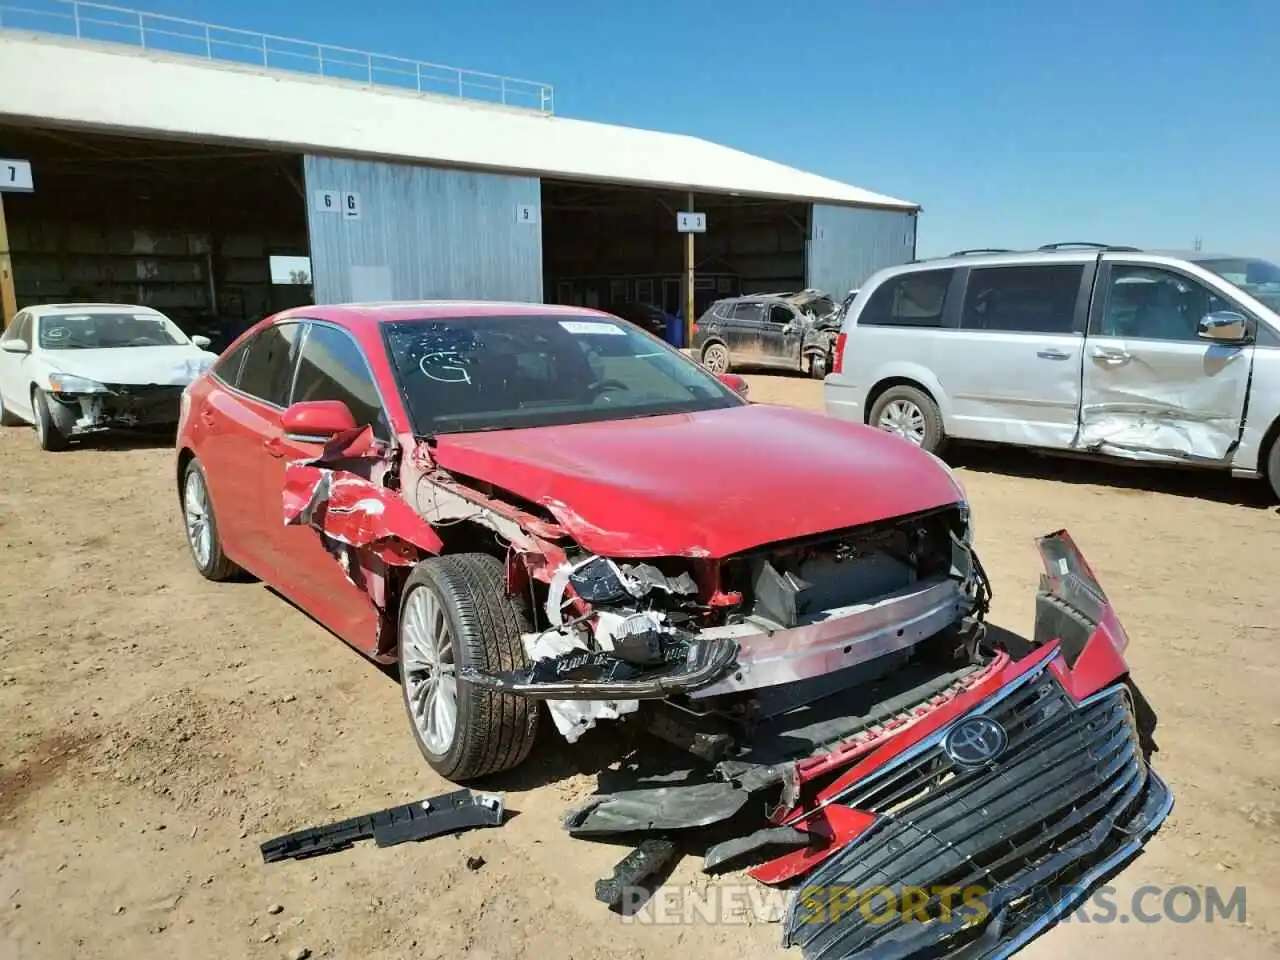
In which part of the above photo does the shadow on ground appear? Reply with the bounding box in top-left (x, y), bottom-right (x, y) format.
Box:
top-left (948, 444), bottom-right (1277, 510)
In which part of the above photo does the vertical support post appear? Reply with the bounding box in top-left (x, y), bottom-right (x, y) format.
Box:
top-left (684, 190), bottom-right (696, 349)
top-left (0, 194), bottom-right (17, 329)
top-left (204, 25), bottom-right (212, 58)
top-left (138, 11), bottom-right (146, 49)
top-left (73, 1), bottom-right (81, 38)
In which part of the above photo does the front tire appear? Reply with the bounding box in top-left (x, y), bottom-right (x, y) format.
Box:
top-left (182, 458), bottom-right (241, 581)
top-left (1266, 433), bottom-right (1280, 502)
top-left (868, 384), bottom-right (947, 454)
top-left (31, 389), bottom-right (69, 451)
top-left (398, 554), bottom-right (540, 782)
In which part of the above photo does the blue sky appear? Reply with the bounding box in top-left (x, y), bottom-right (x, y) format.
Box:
top-left (116, 0), bottom-right (1279, 260)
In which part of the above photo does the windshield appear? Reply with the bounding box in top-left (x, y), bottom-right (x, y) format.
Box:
top-left (382, 313), bottom-right (745, 436)
top-left (38, 312), bottom-right (188, 350)
top-left (1195, 258), bottom-right (1280, 313)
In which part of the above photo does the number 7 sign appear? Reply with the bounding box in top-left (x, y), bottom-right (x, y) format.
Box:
top-left (0, 159), bottom-right (34, 193)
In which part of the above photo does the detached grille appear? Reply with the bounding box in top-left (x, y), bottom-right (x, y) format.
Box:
top-left (784, 669), bottom-right (1168, 960)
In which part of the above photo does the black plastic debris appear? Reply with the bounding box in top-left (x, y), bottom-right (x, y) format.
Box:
top-left (594, 838), bottom-right (680, 912)
top-left (569, 556), bottom-right (630, 604)
top-left (260, 789), bottom-right (505, 863)
top-left (702, 826), bottom-right (813, 874)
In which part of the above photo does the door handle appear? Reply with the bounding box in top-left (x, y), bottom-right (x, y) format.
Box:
top-left (262, 437), bottom-right (286, 458)
top-left (199, 408), bottom-right (216, 426)
top-left (1036, 348), bottom-right (1070, 360)
top-left (1090, 346), bottom-right (1131, 364)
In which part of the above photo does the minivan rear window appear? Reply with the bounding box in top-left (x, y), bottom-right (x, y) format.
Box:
top-left (960, 264), bottom-right (1084, 335)
top-left (859, 269), bottom-right (954, 328)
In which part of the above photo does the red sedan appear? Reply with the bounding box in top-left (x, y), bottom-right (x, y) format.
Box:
top-left (176, 301), bottom-right (1171, 955)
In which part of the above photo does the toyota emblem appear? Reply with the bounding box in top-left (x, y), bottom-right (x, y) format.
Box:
top-left (943, 715), bottom-right (1009, 766)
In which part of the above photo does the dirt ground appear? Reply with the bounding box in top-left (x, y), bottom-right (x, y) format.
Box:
top-left (2, 373), bottom-right (1278, 960)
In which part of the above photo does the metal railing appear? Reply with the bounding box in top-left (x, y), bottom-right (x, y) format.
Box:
top-left (0, 0), bottom-right (556, 113)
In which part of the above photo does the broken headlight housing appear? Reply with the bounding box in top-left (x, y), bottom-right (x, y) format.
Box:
top-left (48, 373), bottom-right (107, 394)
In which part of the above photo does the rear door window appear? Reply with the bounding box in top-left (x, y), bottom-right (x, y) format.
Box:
top-left (236, 322), bottom-right (303, 406)
top-left (960, 265), bottom-right (1084, 334)
top-left (729, 301), bottom-right (765, 323)
top-left (859, 269), bottom-right (955, 328)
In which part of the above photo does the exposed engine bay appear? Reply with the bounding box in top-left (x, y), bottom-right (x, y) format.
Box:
top-left (463, 503), bottom-right (983, 743)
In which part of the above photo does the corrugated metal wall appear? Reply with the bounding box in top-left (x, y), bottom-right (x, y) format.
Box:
top-left (303, 155), bottom-right (543, 304)
top-left (806, 205), bottom-right (917, 297)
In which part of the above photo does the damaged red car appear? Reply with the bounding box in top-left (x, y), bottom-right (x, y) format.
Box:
top-left (175, 301), bottom-right (1171, 959)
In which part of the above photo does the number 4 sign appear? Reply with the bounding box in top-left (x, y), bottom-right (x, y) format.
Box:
top-left (0, 159), bottom-right (34, 193)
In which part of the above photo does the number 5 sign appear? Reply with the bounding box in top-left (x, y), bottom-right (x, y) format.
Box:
top-left (0, 159), bottom-right (34, 193)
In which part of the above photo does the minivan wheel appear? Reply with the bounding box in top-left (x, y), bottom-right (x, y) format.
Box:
top-left (701, 341), bottom-right (731, 374)
top-left (807, 352), bottom-right (828, 379)
top-left (1266, 434), bottom-right (1280, 502)
top-left (398, 554), bottom-right (539, 782)
top-left (869, 385), bottom-right (946, 454)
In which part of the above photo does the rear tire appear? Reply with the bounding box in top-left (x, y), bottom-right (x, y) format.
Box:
top-left (31, 389), bottom-right (69, 451)
top-left (0, 392), bottom-right (22, 426)
top-left (182, 458), bottom-right (241, 581)
top-left (807, 352), bottom-right (828, 379)
top-left (701, 341), bottom-right (731, 374)
top-left (398, 554), bottom-right (540, 782)
top-left (868, 384), bottom-right (946, 455)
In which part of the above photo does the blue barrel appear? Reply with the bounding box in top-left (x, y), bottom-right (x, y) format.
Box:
top-left (665, 313), bottom-right (686, 348)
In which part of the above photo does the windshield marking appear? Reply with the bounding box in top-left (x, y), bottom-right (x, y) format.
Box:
top-left (558, 320), bottom-right (625, 336)
top-left (419, 351), bottom-right (473, 384)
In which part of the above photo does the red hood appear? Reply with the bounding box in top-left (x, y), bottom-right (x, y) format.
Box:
top-left (429, 404), bottom-right (964, 558)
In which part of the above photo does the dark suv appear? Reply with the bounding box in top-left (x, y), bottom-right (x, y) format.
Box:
top-left (691, 289), bottom-right (843, 378)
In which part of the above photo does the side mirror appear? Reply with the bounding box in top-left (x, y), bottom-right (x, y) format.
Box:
top-left (1198, 311), bottom-right (1250, 343)
top-left (281, 400), bottom-right (359, 441)
top-left (191, 335), bottom-right (212, 349)
top-left (0, 338), bottom-right (29, 354)
top-left (718, 372), bottom-right (750, 398)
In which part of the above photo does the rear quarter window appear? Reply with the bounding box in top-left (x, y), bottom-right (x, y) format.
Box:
top-left (858, 269), bottom-right (955, 328)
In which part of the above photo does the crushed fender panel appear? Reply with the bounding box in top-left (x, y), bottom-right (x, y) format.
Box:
top-left (260, 789), bottom-right (505, 862)
top-left (283, 464), bottom-right (443, 564)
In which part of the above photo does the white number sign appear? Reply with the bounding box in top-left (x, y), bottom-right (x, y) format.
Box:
top-left (342, 191), bottom-right (362, 220)
top-left (676, 211), bottom-right (706, 233)
top-left (516, 203), bottom-right (539, 225)
top-left (314, 189), bottom-right (340, 213)
top-left (0, 159), bottom-right (34, 193)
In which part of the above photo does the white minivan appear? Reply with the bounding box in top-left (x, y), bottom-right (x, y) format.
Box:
top-left (823, 243), bottom-right (1280, 498)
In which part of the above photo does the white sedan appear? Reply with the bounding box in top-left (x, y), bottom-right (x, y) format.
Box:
top-left (0, 303), bottom-right (218, 451)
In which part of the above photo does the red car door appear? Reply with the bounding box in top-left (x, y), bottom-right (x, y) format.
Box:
top-left (261, 321), bottom-right (391, 653)
top-left (199, 321), bottom-right (305, 578)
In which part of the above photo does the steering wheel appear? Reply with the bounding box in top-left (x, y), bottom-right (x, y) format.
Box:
top-left (129, 336), bottom-right (162, 346)
top-left (585, 378), bottom-right (630, 401)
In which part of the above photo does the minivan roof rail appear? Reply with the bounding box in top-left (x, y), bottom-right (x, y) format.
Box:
top-left (948, 248), bottom-right (1016, 256)
top-left (1038, 242), bottom-right (1142, 252)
